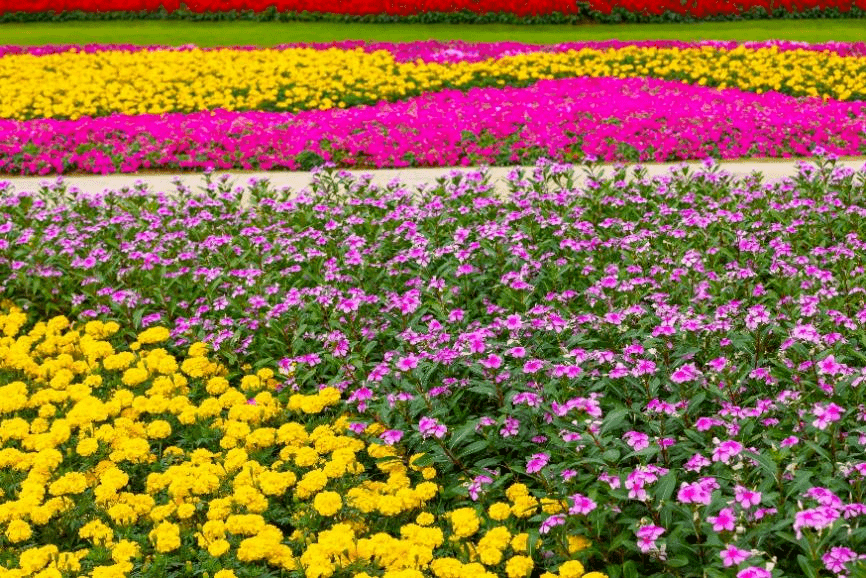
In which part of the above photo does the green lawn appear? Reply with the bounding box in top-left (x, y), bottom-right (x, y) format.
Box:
top-left (0, 19), bottom-right (862, 46)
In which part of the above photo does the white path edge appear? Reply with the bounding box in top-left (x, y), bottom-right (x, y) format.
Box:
top-left (3, 157), bottom-right (866, 198)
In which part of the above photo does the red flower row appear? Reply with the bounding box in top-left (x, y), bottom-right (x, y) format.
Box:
top-left (5, 0), bottom-right (866, 16)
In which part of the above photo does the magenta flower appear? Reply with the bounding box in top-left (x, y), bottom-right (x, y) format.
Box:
top-left (720, 544), bottom-right (751, 567)
top-left (712, 440), bottom-right (744, 464)
top-left (635, 524), bottom-right (665, 553)
top-left (734, 486), bottom-right (762, 509)
top-left (539, 514), bottom-right (566, 534)
top-left (569, 493), bottom-right (597, 515)
top-left (379, 430), bottom-right (404, 445)
top-left (707, 507), bottom-right (736, 532)
top-left (526, 453), bottom-right (550, 474)
top-left (418, 417), bottom-right (447, 439)
top-left (793, 506), bottom-right (841, 539)
top-left (736, 567), bottom-right (772, 578)
top-left (677, 481), bottom-right (713, 505)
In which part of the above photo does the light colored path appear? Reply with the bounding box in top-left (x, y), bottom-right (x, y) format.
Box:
top-left (3, 157), bottom-right (865, 198)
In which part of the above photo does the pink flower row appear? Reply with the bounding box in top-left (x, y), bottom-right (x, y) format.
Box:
top-left (2, 76), bottom-right (864, 175)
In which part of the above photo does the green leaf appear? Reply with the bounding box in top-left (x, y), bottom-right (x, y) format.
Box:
top-left (601, 407), bottom-right (629, 435)
top-left (798, 554), bottom-right (818, 578)
top-left (655, 471), bottom-right (678, 503)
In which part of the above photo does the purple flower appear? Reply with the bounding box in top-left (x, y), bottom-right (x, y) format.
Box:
top-left (526, 453), bottom-right (550, 474)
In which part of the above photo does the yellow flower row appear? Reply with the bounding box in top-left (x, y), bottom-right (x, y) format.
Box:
top-left (0, 44), bottom-right (864, 120)
top-left (0, 305), bottom-right (604, 578)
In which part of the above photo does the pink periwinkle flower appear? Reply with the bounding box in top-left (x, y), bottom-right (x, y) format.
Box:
top-left (823, 546), bottom-right (860, 575)
top-left (539, 514), bottom-right (566, 534)
top-left (794, 506), bottom-right (841, 539)
top-left (418, 417), bottom-right (447, 439)
top-left (677, 481), bottom-right (713, 506)
top-left (734, 486), bottom-right (763, 509)
top-left (736, 567), bottom-right (772, 578)
top-left (712, 439), bottom-right (744, 464)
top-left (569, 493), bottom-right (597, 515)
top-left (635, 525), bottom-right (666, 553)
top-left (720, 544), bottom-right (751, 567)
top-left (707, 507), bottom-right (737, 532)
top-left (526, 453), bottom-right (550, 474)
top-left (623, 430), bottom-right (650, 452)
top-left (379, 430), bottom-right (404, 445)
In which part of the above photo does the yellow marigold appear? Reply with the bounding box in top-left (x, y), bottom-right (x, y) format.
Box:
top-left (79, 519), bottom-right (114, 545)
top-left (110, 539), bottom-right (140, 563)
top-left (510, 533), bottom-right (528, 553)
top-left (488, 502), bottom-right (512, 521)
top-left (313, 491), bottom-right (343, 516)
top-left (448, 507), bottom-right (480, 538)
top-left (76, 437), bottom-right (100, 457)
top-left (48, 472), bottom-right (87, 496)
top-left (137, 326), bottom-right (170, 344)
top-left (214, 570), bottom-right (237, 578)
top-left (146, 420), bottom-right (172, 440)
top-left (583, 572), bottom-right (607, 578)
top-left (149, 521), bottom-right (181, 553)
top-left (568, 535), bottom-right (592, 553)
top-left (208, 538), bottom-right (231, 557)
top-left (505, 555), bottom-right (534, 578)
top-left (188, 341), bottom-right (209, 357)
top-left (181, 356), bottom-right (211, 378)
top-left (206, 376), bottom-right (230, 395)
top-left (505, 483), bottom-right (529, 502)
top-left (416, 512), bottom-right (435, 526)
top-left (558, 560), bottom-right (586, 578)
top-left (6, 519), bottom-right (33, 543)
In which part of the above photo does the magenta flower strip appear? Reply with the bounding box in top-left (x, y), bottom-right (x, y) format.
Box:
top-left (1, 76), bottom-right (864, 175)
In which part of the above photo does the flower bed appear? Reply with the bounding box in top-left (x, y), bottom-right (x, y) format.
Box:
top-left (2, 42), bottom-right (866, 120)
top-left (3, 0), bottom-right (866, 22)
top-left (1, 76), bottom-right (864, 174)
top-left (3, 155), bottom-right (866, 577)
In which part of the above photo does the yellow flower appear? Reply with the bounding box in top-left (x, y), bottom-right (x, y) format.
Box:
top-left (121, 366), bottom-right (149, 387)
top-left (6, 519), bottom-right (33, 543)
top-left (583, 573), bottom-right (608, 578)
top-left (313, 491), bottom-right (342, 516)
top-left (505, 555), bottom-right (534, 578)
top-left (148, 521), bottom-right (181, 553)
top-left (208, 539), bottom-right (231, 557)
top-left (488, 502), bottom-right (512, 521)
top-left (568, 535), bottom-right (592, 553)
top-left (48, 472), bottom-right (87, 496)
top-left (146, 420), bottom-right (172, 440)
top-left (416, 512), bottom-right (435, 526)
top-left (188, 341), bottom-right (209, 357)
top-left (214, 571), bottom-right (237, 578)
top-left (448, 507), bottom-right (480, 538)
top-left (558, 560), bottom-right (586, 578)
top-left (137, 326), bottom-right (171, 344)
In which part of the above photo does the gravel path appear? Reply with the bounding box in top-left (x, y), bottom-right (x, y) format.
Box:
top-left (3, 157), bottom-right (865, 198)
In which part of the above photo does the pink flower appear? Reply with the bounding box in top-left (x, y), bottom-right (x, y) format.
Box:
top-left (522, 359), bottom-right (544, 373)
top-left (720, 544), bottom-right (751, 567)
top-left (734, 486), bottom-right (762, 509)
top-left (707, 507), bottom-right (736, 532)
top-left (526, 453), bottom-right (549, 474)
top-left (418, 417), bottom-right (447, 439)
top-left (712, 440), bottom-right (744, 464)
top-left (396, 354), bottom-right (419, 371)
top-left (635, 525), bottom-right (665, 553)
top-left (379, 430), bottom-right (404, 445)
top-left (569, 493), bottom-right (597, 515)
top-left (677, 481), bottom-right (713, 505)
